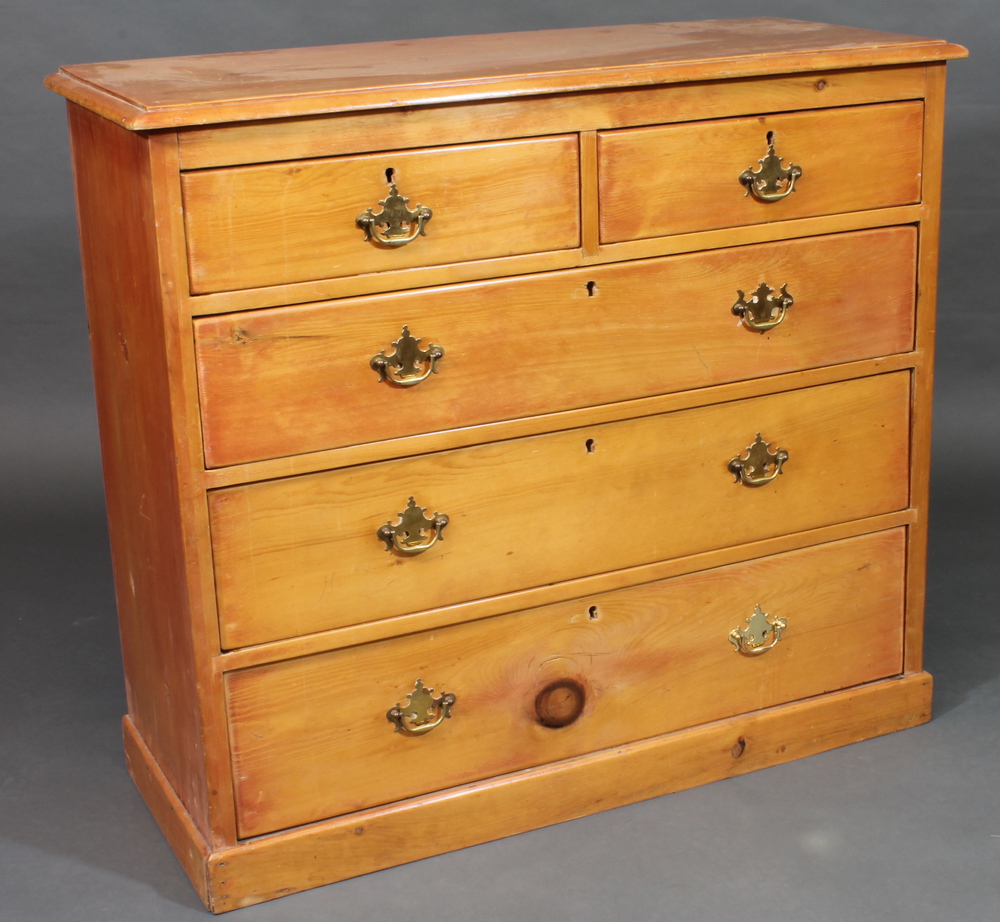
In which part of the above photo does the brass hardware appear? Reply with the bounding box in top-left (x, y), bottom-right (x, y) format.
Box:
top-left (535, 679), bottom-right (586, 728)
top-left (729, 604), bottom-right (787, 656)
top-left (732, 282), bottom-right (794, 332)
top-left (386, 678), bottom-right (456, 736)
top-left (728, 433), bottom-right (788, 486)
top-left (370, 326), bottom-right (444, 386)
top-left (739, 136), bottom-right (802, 202)
top-left (357, 182), bottom-right (432, 247)
top-left (377, 496), bottom-right (449, 555)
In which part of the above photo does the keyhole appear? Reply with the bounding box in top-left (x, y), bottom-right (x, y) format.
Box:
top-left (588, 605), bottom-right (599, 621)
top-left (585, 438), bottom-right (596, 453)
top-left (385, 167), bottom-right (396, 184)
top-left (586, 281), bottom-right (598, 297)
top-left (766, 130), bottom-right (775, 147)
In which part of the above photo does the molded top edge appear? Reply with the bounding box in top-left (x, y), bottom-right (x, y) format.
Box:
top-left (45, 19), bottom-right (968, 130)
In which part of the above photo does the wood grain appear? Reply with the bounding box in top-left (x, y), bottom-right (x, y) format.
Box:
top-left (599, 102), bottom-right (924, 242)
top-left (210, 673), bottom-right (931, 911)
top-left (580, 129), bottom-right (600, 256)
top-left (66, 105), bottom-right (216, 838)
top-left (184, 205), bottom-right (924, 317)
top-left (904, 63), bottom-right (949, 674)
top-left (48, 23), bottom-right (961, 912)
top-left (182, 136), bottom-right (580, 293)
top-left (123, 716), bottom-right (211, 904)
top-left (144, 131), bottom-right (243, 847)
top-left (45, 20), bottom-right (965, 130)
top-left (176, 65), bottom-right (928, 170)
top-left (194, 226), bottom-right (916, 468)
top-left (217, 514), bottom-right (916, 671)
top-left (201, 353), bottom-right (916, 490)
top-left (226, 528), bottom-right (905, 836)
top-left (209, 372), bottom-right (911, 648)
top-left (124, 671), bottom-right (934, 911)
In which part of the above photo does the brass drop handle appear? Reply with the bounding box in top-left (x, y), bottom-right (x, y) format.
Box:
top-left (377, 496), bottom-right (449, 555)
top-left (357, 182), bottom-right (432, 247)
top-left (728, 433), bottom-right (788, 486)
top-left (732, 283), bottom-right (793, 332)
top-left (387, 679), bottom-right (456, 736)
top-left (739, 134), bottom-right (802, 203)
top-left (729, 604), bottom-right (787, 656)
top-left (370, 326), bottom-right (444, 387)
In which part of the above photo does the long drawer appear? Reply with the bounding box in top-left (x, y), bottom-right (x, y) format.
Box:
top-left (226, 528), bottom-right (906, 838)
top-left (181, 135), bottom-right (581, 294)
top-left (209, 372), bottom-right (911, 648)
top-left (599, 102), bottom-right (923, 242)
top-left (195, 226), bottom-right (916, 467)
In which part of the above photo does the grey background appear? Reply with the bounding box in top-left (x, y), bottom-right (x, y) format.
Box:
top-left (2, 1), bottom-right (997, 919)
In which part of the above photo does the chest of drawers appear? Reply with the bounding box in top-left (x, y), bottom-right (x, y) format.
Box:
top-left (47, 19), bottom-right (966, 912)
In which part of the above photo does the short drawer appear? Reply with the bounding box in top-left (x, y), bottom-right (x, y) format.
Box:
top-left (599, 102), bottom-right (923, 243)
top-left (195, 226), bottom-right (916, 468)
top-left (209, 372), bottom-right (910, 648)
top-left (181, 135), bottom-right (580, 294)
top-left (226, 528), bottom-right (906, 837)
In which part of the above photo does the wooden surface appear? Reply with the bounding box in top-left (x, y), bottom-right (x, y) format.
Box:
top-left (217, 512), bottom-right (916, 671)
top-left (600, 101), bottom-right (923, 242)
top-left (175, 65), bottom-right (928, 170)
top-left (142, 130), bottom-right (243, 849)
top-left (49, 21), bottom-right (959, 911)
top-left (195, 226), bottom-right (916, 467)
top-left (227, 529), bottom-right (905, 837)
top-left (182, 135), bottom-right (580, 293)
top-left (122, 670), bottom-right (933, 912)
top-left (212, 673), bottom-right (932, 911)
top-left (123, 716), bottom-right (211, 906)
top-left (182, 205), bottom-right (923, 318)
top-left (904, 63), bottom-right (949, 675)
top-left (210, 372), bottom-right (911, 648)
top-left (44, 20), bottom-right (965, 129)
top-left (66, 104), bottom-right (215, 839)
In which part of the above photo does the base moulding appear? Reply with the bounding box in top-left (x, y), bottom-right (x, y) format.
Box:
top-left (124, 671), bottom-right (932, 912)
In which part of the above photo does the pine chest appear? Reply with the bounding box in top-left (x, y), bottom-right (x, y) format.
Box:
top-left (47, 19), bottom-right (966, 912)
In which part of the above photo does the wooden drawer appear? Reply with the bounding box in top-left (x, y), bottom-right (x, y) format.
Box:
top-left (599, 102), bottom-right (923, 243)
top-left (210, 372), bottom-right (910, 648)
top-left (195, 226), bottom-right (916, 467)
top-left (181, 136), bottom-right (580, 294)
top-left (226, 528), bottom-right (906, 837)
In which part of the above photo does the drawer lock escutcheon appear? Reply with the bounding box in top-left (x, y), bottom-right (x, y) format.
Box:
top-left (357, 182), bottom-right (433, 247)
top-left (739, 135), bottom-right (802, 203)
top-left (370, 326), bottom-right (444, 386)
top-left (728, 433), bottom-right (789, 486)
top-left (729, 604), bottom-right (787, 656)
top-left (377, 496), bottom-right (449, 555)
top-left (387, 678), bottom-right (456, 736)
top-left (732, 282), bottom-right (794, 332)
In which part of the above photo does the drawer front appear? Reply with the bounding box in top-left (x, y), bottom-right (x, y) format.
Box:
top-left (599, 102), bottom-right (923, 243)
top-left (226, 528), bottom-right (906, 837)
top-left (195, 226), bottom-right (916, 467)
top-left (210, 372), bottom-right (910, 648)
top-left (182, 136), bottom-right (581, 294)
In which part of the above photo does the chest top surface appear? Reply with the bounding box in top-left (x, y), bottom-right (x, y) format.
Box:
top-left (45, 18), bottom-right (966, 129)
